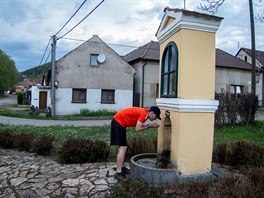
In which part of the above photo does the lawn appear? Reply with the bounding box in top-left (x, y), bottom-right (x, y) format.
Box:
top-left (214, 121), bottom-right (264, 147)
top-left (0, 107), bottom-right (115, 120)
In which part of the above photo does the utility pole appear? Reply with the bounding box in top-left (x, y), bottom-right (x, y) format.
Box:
top-left (51, 35), bottom-right (56, 118)
top-left (249, 0), bottom-right (256, 96)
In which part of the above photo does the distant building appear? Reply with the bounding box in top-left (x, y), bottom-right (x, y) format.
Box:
top-left (123, 42), bottom-right (263, 107)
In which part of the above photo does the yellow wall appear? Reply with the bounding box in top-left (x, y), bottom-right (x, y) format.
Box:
top-left (159, 29), bottom-right (216, 99)
top-left (158, 110), bottom-right (215, 174)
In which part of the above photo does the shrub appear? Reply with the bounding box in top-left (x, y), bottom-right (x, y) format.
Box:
top-left (13, 133), bottom-right (33, 152)
top-left (32, 135), bottom-right (55, 156)
top-left (227, 141), bottom-right (264, 168)
top-left (212, 143), bottom-right (228, 164)
top-left (17, 93), bottom-right (23, 105)
top-left (151, 136), bottom-right (158, 151)
top-left (58, 138), bottom-right (110, 164)
top-left (0, 129), bottom-right (16, 148)
top-left (177, 180), bottom-right (210, 198)
top-left (213, 175), bottom-right (261, 197)
top-left (89, 140), bottom-right (110, 162)
top-left (126, 137), bottom-right (155, 159)
top-left (243, 166), bottom-right (264, 191)
top-left (80, 108), bottom-right (116, 117)
top-left (58, 138), bottom-right (92, 164)
top-left (106, 181), bottom-right (164, 198)
top-left (215, 91), bottom-right (259, 127)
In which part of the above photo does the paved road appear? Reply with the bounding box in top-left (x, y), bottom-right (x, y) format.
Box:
top-left (0, 94), bottom-right (111, 126)
top-left (0, 116), bottom-right (111, 126)
top-left (0, 94), bottom-right (263, 127)
top-left (0, 94), bottom-right (17, 107)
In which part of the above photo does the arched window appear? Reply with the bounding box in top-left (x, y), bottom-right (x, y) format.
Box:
top-left (161, 42), bottom-right (178, 98)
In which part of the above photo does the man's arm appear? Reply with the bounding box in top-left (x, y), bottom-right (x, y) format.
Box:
top-left (135, 121), bottom-right (160, 132)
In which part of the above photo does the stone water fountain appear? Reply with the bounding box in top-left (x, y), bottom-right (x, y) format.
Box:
top-left (130, 7), bottom-right (223, 185)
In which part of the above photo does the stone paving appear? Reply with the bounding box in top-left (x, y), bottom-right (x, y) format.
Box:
top-left (0, 149), bottom-right (124, 198)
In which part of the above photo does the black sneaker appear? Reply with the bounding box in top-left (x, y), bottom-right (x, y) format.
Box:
top-left (122, 166), bottom-right (130, 175)
top-left (114, 172), bottom-right (126, 181)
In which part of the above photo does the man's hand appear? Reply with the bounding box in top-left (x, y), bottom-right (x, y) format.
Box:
top-left (136, 121), bottom-right (160, 131)
top-left (148, 123), bottom-right (160, 128)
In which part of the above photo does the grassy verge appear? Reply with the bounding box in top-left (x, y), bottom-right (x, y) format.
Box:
top-left (0, 108), bottom-right (115, 120)
top-left (214, 121), bottom-right (264, 147)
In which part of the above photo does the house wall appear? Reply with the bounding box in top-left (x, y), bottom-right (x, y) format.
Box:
top-left (131, 61), bottom-right (159, 107)
top-left (143, 61), bottom-right (159, 107)
top-left (31, 86), bottom-right (51, 109)
top-left (54, 36), bottom-right (135, 115)
top-left (55, 88), bottom-right (133, 115)
top-left (133, 62), bottom-right (143, 106)
top-left (215, 67), bottom-right (263, 102)
top-left (56, 37), bottom-right (134, 90)
top-left (236, 50), bottom-right (262, 68)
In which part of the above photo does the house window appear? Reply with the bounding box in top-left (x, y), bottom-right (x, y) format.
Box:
top-left (230, 85), bottom-right (244, 94)
top-left (90, 54), bottom-right (99, 66)
top-left (101, 89), bottom-right (115, 104)
top-left (244, 56), bottom-right (247, 62)
top-left (72, 89), bottom-right (87, 103)
top-left (161, 42), bottom-right (178, 98)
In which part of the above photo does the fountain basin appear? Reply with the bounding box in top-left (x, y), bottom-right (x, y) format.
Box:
top-left (130, 153), bottom-right (179, 185)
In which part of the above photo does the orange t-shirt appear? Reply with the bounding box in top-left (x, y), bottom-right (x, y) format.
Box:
top-left (114, 107), bottom-right (148, 128)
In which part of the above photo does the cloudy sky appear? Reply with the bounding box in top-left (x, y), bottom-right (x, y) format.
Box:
top-left (1, 0), bottom-right (263, 71)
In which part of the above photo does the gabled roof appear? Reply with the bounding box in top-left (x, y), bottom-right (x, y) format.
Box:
top-left (123, 41), bottom-right (159, 63)
top-left (236, 47), bottom-right (264, 67)
top-left (124, 41), bottom-right (253, 70)
top-left (216, 48), bottom-right (252, 70)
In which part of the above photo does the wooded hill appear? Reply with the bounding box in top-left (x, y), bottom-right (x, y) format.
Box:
top-left (18, 62), bottom-right (51, 82)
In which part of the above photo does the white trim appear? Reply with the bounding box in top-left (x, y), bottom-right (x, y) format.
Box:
top-left (156, 10), bottom-right (222, 43)
top-left (156, 98), bottom-right (219, 113)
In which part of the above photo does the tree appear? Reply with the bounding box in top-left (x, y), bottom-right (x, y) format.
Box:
top-left (0, 50), bottom-right (18, 95)
top-left (198, 0), bottom-right (263, 96)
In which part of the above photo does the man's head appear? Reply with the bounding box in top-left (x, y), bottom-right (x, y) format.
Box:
top-left (148, 106), bottom-right (161, 121)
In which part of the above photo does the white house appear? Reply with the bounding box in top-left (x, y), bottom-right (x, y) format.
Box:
top-left (30, 85), bottom-right (51, 111)
top-left (31, 35), bottom-right (135, 116)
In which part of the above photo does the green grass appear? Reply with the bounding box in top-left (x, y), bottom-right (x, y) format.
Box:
top-left (0, 108), bottom-right (114, 120)
top-left (214, 121), bottom-right (264, 147)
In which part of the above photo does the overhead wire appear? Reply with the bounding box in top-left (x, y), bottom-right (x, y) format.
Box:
top-left (38, 0), bottom-right (90, 67)
top-left (55, 0), bottom-right (88, 36)
top-left (61, 37), bottom-right (160, 51)
top-left (57, 0), bottom-right (105, 40)
top-left (38, 38), bottom-right (51, 67)
top-left (44, 50), bottom-right (52, 64)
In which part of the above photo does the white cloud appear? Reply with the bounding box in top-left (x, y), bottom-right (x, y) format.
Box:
top-left (1, 0), bottom-right (263, 71)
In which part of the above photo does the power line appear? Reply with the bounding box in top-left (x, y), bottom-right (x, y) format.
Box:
top-left (38, 38), bottom-right (51, 66)
top-left (55, 0), bottom-right (88, 36)
top-left (44, 50), bottom-right (52, 65)
top-left (61, 37), bottom-right (160, 51)
top-left (57, 0), bottom-right (105, 40)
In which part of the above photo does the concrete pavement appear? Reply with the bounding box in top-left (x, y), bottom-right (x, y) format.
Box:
top-left (0, 116), bottom-right (111, 126)
top-left (0, 94), bottom-right (17, 107)
top-left (0, 149), bottom-right (125, 198)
